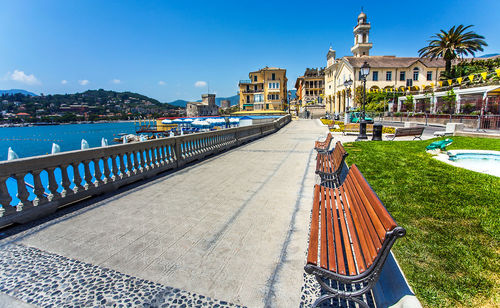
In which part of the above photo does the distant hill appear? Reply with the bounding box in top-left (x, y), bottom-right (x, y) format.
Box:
top-left (478, 53), bottom-right (499, 58)
top-left (168, 99), bottom-right (189, 108)
top-left (0, 89), bottom-right (37, 96)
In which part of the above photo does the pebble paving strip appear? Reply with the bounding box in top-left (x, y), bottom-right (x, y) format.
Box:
top-left (0, 243), bottom-right (243, 307)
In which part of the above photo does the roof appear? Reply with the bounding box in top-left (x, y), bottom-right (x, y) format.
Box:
top-left (344, 56), bottom-right (446, 68)
top-left (249, 66), bottom-right (286, 73)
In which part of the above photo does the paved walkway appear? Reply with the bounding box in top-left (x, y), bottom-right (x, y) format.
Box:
top-left (0, 120), bottom-right (329, 308)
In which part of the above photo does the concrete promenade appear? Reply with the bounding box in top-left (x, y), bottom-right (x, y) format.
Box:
top-left (0, 119), bottom-right (329, 307)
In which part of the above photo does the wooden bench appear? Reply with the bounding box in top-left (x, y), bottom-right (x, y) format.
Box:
top-left (315, 141), bottom-right (348, 187)
top-left (305, 164), bottom-right (406, 308)
top-left (343, 123), bottom-right (373, 135)
top-left (314, 133), bottom-right (333, 152)
top-left (387, 126), bottom-right (424, 140)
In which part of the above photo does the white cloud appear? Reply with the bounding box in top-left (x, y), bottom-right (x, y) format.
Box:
top-left (7, 70), bottom-right (41, 85)
top-left (111, 79), bottom-right (121, 84)
top-left (194, 81), bottom-right (207, 88)
top-left (78, 79), bottom-right (89, 86)
top-left (61, 80), bottom-right (68, 84)
top-left (158, 80), bottom-right (166, 86)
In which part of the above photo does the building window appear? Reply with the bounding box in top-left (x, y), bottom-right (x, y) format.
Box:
top-left (372, 71), bottom-right (378, 81)
top-left (359, 71), bottom-right (362, 80)
top-left (413, 68), bottom-right (419, 81)
top-left (267, 94), bottom-right (280, 100)
top-left (427, 71), bottom-right (432, 81)
top-left (272, 73), bottom-right (276, 80)
top-left (253, 75), bottom-right (257, 82)
top-left (268, 82), bottom-right (280, 89)
top-left (266, 104), bottom-right (269, 109)
top-left (400, 71), bottom-right (406, 81)
top-left (386, 71), bottom-right (392, 81)
top-left (255, 94), bottom-right (263, 102)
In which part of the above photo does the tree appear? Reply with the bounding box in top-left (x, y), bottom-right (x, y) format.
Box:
top-left (442, 89), bottom-right (456, 114)
top-left (418, 25), bottom-right (487, 76)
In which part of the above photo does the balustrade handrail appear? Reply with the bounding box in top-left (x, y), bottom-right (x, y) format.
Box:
top-left (0, 115), bottom-right (291, 227)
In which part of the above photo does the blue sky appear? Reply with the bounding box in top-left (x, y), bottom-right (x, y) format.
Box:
top-left (1, 0), bottom-right (499, 102)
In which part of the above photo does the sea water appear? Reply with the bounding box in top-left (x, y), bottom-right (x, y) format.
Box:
top-left (0, 122), bottom-right (136, 161)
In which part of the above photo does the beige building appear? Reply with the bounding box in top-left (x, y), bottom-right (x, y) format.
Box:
top-left (295, 68), bottom-right (325, 106)
top-left (186, 94), bottom-right (219, 117)
top-left (220, 100), bottom-right (231, 110)
top-left (238, 67), bottom-right (288, 111)
top-left (324, 11), bottom-right (446, 114)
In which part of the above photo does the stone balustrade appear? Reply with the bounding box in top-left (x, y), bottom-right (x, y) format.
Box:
top-left (0, 115), bottom-right (291, 228)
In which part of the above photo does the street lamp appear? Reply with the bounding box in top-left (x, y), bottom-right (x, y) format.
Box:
top-left (343, 78), bottom-right (353, 116)
top-left (356, 61), bottom-right (370, 141)
top-left (287, 90), bottom-right (292, 115)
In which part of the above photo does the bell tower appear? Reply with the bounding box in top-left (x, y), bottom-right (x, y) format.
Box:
top-left (351, 11), bottom-right (372, 57)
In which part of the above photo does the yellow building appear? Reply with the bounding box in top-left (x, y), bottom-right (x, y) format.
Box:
top-left (295, 68), bottom-right (325, 106)
top-left (238, 67), bottom-right (288, 111)
top-left (324, 11), bottom-right (446, 114)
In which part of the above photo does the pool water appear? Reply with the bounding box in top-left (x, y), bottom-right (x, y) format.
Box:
top-left (447, 150), bottom-right (500, 177)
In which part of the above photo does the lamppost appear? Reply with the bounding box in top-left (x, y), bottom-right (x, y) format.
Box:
top-left (287, 90), bottom-right (292, 115)
top-left (343, 78), bottom-right (353, 122)
top-left (356, 61), bottom-right (370, 141)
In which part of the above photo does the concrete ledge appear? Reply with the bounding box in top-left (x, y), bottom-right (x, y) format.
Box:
top-left (454, 131), bottom-right (500, 139)
top-left (373, 252), bottom-right (422, 308)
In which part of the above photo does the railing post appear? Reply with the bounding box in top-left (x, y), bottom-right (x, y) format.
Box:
top-left (102, 158), bottom-right (112, 184)
top-left (0, 176), bottom-right (14, 217)
top-left (175, 137), bottom-right (184, 168)
top-left (14, 173), bottom-right (32, 211)
top-left (46, 167), bottom-right (61, 201)
top-left (60, 164), bottom-right (73, 197)
top-left (83, 161), bottom-right (93, 189)
top-left (71, 163), bottom-right (84, 193)
top-left (32, 170), bottom-right (48, 206)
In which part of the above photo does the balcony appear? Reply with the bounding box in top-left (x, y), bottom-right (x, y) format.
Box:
top-left (241, 89), bottom-right (264, 94)
top-left (239, 80), bottom-right (252, 84)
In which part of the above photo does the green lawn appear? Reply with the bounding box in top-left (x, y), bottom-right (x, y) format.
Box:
top-left (343, 136), bottom-right (500, 307)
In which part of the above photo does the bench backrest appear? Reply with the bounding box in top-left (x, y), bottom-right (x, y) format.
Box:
top-left (307, 164), bottom-right (404, 275)
top-left (332, 141), bottom-right (347, 169)
top-left (325, 132), bottom-right (333, 144)
top-left (395, 126), bottom-right (424, 136)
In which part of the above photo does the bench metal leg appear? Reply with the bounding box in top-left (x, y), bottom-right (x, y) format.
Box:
top-left (313, 276), bottom-right (372, 308)
top-left (312, 293), bottom-right (369, 308)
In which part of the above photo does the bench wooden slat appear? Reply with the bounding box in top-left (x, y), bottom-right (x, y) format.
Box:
top-left (337, 188), bottom-right (357, 275)
top-left (307, 185), bottom-right (320, 265)
top-left (351, 165), bottom-right (397, 232)
top-left (343, 176), bottom-right (381, 263)
top-left (341, 184), bottom-right (374, 269)
top-left (333, 188), bottom-right (346, 275)
top-left (326, 187), bottom-right (336, 272)
top-left (350, 174), bottom-right (387, 244)
top-left (339, 185), bottom-right (366, 273)
top-left (320, 185), bottom-right (328, 268)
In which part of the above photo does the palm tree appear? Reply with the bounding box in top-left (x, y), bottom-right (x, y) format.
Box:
top-left (418, 25), bottom-right (487, 76)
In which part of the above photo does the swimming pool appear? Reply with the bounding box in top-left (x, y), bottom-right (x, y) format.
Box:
top-left (446, 150), bottom-right (500, 177)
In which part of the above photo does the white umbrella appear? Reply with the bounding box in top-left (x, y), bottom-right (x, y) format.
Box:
top-left (172, 118), bottom-right (184, 124)
top-left (101, 138), bottom-right (108, 147)
top-left (162, 119), bottom-right (172, 124)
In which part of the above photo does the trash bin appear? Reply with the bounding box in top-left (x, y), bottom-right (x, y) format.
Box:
top-left (372, 123), bottom-right (383, 141)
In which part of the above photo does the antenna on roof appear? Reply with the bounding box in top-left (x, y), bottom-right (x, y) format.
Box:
top-left (361, 6), bottom-right (364, 12)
